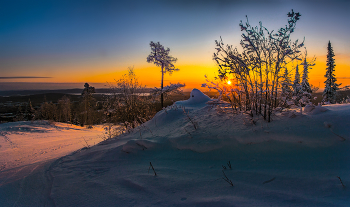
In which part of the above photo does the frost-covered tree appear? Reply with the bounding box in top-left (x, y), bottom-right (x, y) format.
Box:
top-left (106, 67), bottom-right (156, 129)
top-left (301, 58), bottom-right (312, 93)
top-left (210, 10), bottom-right (305, 122)
top-left (292, 64), bottom-right (303, 98)
top-left (301, 58), bottom-right (313, 94)
top-left (57, 95), bottom-right (71, 123)
top-left (147, 41), bottom-right (179, 108)
top-left (281, 67), bottom-right (293, 106)
top-left (150, 83), bottom-right (185, 98)
top-left (323, 41), bottom-right (340, 103)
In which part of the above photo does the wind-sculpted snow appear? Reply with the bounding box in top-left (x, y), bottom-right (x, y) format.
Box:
top-left (1, 91), bottom-right (350, 206)
top-left (175, 88), bottom-right (212, 107)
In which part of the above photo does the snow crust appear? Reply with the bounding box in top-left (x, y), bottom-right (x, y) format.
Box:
top-left (1, 90), bottom-right (350, 206)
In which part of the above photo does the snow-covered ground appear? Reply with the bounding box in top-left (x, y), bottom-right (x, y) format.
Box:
top-left (1, 89), bottom-right (349, 206)
top-left (0, 121), bottom-right (106, 185)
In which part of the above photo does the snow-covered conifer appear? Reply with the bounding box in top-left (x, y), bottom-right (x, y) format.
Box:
top-left (301, 58), bottom-right (312, 94)
top-left (292, 65), bottom-right (302, 96)
top-left (281, 68), bottom-right (293, 96)
top-left (323, 41), bottom-right (340, 103)
top-left (151, 83), bottom-right (185, 98)
top-left (281, 68), bottom-right (293, 107)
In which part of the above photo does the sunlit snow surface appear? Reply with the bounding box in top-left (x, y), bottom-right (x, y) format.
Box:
top-left (0, 121), bottom-right (105, 183)
top-left (1, 90), bottom-right (350, 206)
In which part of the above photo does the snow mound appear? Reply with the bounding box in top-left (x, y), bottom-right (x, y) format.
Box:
top-left (303, 104), bottom-right (315, 113)
top-left (175, 88), bottom-right (211, 107)
top-left (304, 104), bottom-right (329, 115)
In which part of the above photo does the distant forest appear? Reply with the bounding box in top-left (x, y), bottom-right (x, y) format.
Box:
top-left (0, 87), bottom-right (189, 128)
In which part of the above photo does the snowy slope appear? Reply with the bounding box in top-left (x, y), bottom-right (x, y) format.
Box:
top-left (1, 89), bottom-right (349, 206)
top-left (0, 121), bottom-right (106, 184)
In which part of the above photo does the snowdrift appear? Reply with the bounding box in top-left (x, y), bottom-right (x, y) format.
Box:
top-left (1, 89), bottom-right (350, 206)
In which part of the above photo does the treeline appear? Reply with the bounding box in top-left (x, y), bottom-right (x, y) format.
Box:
top-left (14, 94), bottom-right (105, 125)
top-left (12, 69), bottom-right (186, 128)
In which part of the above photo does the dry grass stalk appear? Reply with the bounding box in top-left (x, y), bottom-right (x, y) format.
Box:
top-left (222, 170), bottom-right (233, 186)
top-left (183, 107), bottom-right (197, 130)
top-left (148, 162), bottom-right (157, 176)
top-left (337, 176), bottom-right (345, 188)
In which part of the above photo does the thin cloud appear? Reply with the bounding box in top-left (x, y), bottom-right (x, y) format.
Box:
top-left (0, 76), bottom-right (52, 79)
top-left (338, 77), bottom-right (350, 79)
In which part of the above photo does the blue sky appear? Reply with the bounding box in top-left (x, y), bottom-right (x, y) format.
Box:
top-left (0, 0), bottom-right (349, 89)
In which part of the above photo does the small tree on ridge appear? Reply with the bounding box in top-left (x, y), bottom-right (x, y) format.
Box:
top-left (147, 41), bottom-right (179, 108)
top-left (323, 41), bottom-right (340, 103)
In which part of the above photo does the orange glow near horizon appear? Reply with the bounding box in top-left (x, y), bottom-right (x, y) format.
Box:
top-left (4, 56), bottom-right (348, 92)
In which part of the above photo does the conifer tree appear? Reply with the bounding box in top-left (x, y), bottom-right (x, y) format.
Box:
top-left (147, 41), bottom-right (179, 108)
top-left (301, 58), bottom-right (312, 94)
top-left (292, 65), bottom-right (302, 96)
top-left (323, 41), bottom-right (340, 103)
top-left (281, 67), bottom-right (293, 102)
top-left (27, 99), bottom-right (35, 120)
top-left (81, 83), bottom-right (96, 126)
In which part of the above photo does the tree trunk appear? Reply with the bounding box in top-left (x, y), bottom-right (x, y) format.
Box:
top-left (161, 63), bottom-right (164, 108)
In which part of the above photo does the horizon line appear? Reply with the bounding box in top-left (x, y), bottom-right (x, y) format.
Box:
top-left (0, 76), bottom-right (52, 79)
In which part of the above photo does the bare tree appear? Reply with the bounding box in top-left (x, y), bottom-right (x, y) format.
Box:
top-left (57, 95), bottom-right (71, 123)
top-left (106, 67), bottom-right (156, 129)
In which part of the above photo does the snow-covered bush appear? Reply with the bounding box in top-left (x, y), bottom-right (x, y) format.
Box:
top-left (202, 75), bottom-right (243, 111)
top-left (207, 10), bottom-right (309, 122)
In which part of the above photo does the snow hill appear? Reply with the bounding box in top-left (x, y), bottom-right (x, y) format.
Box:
top-left (1, 89), bottom-right (350, 206)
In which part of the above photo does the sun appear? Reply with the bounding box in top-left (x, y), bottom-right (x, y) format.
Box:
top-left (227, 80), bottom-right (232, 85)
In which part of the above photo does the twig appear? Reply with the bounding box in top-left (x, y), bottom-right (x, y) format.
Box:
top-left (263, 177), bottom-right (276, 184)
top-left (136, 143), bottom-right (147, 150)
top-left (183, 107), bottom-right (197, 130)
top-left (82, 137), bottom-right (90, 149)
top-left (337, 176), bottom-right (345, 188)
top-left (330, 129), bottom-right (346, 141)
top-left (222, 170), bottom-right (233, 186)
top-left (222, 165), bottom-right (227, 170)
top-left (227, 161), bottom-right (232, 169)
top-left (148, 162), bottom-right (157, 176)
top-left (138, 117), bottom-right (154, 136)
top-left (184, 128), bottom-right (193, 138)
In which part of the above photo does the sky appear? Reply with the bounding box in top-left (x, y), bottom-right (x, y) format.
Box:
top-left (0, 0), bottom-right (349, 90)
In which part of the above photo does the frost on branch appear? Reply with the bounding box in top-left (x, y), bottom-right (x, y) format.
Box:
top-left (209, 10), bottom-right (308, 121)
top-left (323, 41), bottom-right (341, 104)
top-left (151, 83), bottom-right (185, 97)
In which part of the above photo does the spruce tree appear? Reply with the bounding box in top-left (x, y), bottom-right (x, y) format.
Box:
top-left (292, 65), bottom-right (302, 96)
top-left (301, 58), bottom-right (312, 94)
top-left (81, 83), bottom-right (96, 126)
top-left (323, 41), bottom-right (340, 103)
top-left (281, 67), bottom-right (293, 100)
